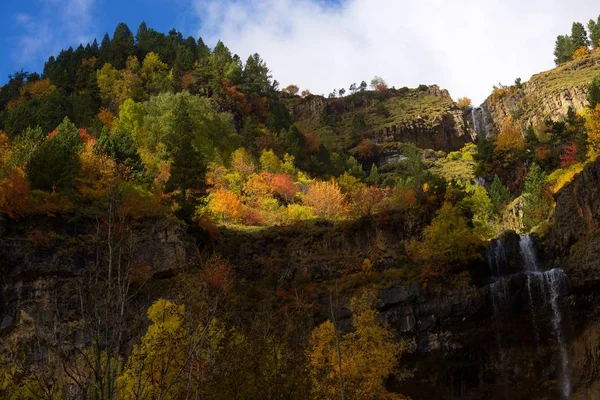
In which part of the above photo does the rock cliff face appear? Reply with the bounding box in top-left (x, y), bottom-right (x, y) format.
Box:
top-left (481, 54), bottom-right (600, 136)
top-left (366, 106), bottom-right (475, 153)
top-left (0, 218), bottom-right (188, 349)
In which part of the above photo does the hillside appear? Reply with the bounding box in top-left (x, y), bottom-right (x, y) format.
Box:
top-left (3, 17), bottom-right (600, 400)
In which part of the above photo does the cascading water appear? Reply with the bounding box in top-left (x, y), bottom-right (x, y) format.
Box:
top-left (471, 106), bottom-right (492, 138)
top-left (486, 239), bottom-right (507, 277)
top-left (486, 235), bottom-right (571, 399)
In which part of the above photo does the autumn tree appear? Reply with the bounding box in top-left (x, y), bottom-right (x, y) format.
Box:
top-left (208, 188), bottom-right (245, 224)
top-left (118, 299), bottom-right (188, 399)
top-left (409, 203), bottom-right (485, 276)
top-left (586, 104), bottom-right (600, 160)
top-left (495, 116), bottom-right (525, 152)
top-left (283, 84), bottom-right (300, 96)
top-left (457, 97), bottom-right (472, 109)
top-left (304, 181), bottom-right (346, 219)
top-left (308, 290), bottom-right (406, 400)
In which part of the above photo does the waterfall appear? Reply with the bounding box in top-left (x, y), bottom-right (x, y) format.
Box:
top-left (519, 235), bottom-right (539, 272)
top-left (486, 239), bottom-right (507, 277)
top-left (471, 106), bottom-right (492, 138)
top-left (486, 234), bottom-right (571, 398)
top-left (543, 269), bottom-right (571, 399)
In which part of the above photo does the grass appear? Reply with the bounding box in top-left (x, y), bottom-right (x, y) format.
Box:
top-left (290, 88), bottom-right (454, 152)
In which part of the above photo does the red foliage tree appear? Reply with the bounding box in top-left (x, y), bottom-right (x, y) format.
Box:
top-left (560, 141), bottom-right (579, 168)
top-left (271, 173), bottom-right (297, 202)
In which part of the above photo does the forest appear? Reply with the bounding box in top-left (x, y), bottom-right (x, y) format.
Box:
top-left (2, 14), bottom-right (600, 399)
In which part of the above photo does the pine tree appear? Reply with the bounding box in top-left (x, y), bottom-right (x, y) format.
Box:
top-left (571, 22), bottom-right (590, 48)
top-left (589, 15), bottom-right (600, 48)
top-left (554, 35), bottom-right (575, 65)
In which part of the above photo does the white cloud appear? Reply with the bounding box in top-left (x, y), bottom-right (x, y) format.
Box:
top-left (194, 0), bottom-right (598, 104)
top-left (13, 0), bottom-right (96, 67)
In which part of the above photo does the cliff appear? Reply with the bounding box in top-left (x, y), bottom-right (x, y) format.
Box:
top-left (285, 85), bottom-right (477, 157)
top-left (478, 53), bottom-right (600, 137)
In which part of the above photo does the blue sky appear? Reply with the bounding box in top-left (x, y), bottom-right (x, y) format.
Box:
top-left (0, 0), bottom-right (201, 84)
top-left (0, 0), bottom-right (598, 103)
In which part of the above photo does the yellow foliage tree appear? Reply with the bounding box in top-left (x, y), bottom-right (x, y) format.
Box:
top-left (586, 104), bottom-right (600, 160)
top-left (304, 180), bottom-right (346, 219)
top-left (118, 299), bottom-right (187, 399)
top-left (308, 290), bottom-right (406, 400)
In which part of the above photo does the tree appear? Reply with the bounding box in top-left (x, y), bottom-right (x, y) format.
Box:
top-left (554, 35), bottom-right (575, 65)
top-left (495, 116), bottom-right (525, 151)
top-left (308, 290), bottom-right (406, 400)
top-left (301, 89), bottom-right (312, 97)
top-left (339, 88), bottom-right (346, 97)
top-left (271, 173), bottom-right (297, 202)
top-left (304, 180), bottom-right (346, 219)
top-left (118, 299), bottom-right (187, 399)
top-left (409, 203), bottom-right (484, 276)
top-left (588, 75), bottom-right (600, 109)
top-left (571, 22), bottom-right (590, 48)
top-left (283, 84), bottom-right (299, 96)
top-left (589, 15), bottom-right (600, 49)
top-left (457, 97), bottom-right (472, 109)
top-left (242, 53), bottom-right (272, 96)
top-left (259, 149), bottom-right (282, 173)
top-left (349, 83), bottom-right (357, 94)
top-left (573, 46), bottom-right (590, 59)
top-left (489, 175), bottom-right (512, 212)
top-left (586, 104), bottom-right (600, 160)
top-left (370, 76), bottom-right (387, 92)
top-left (208, 188), bottom-right (245, 224)
top-left (522, 163), bottom-right (551, 230)
top-left (107, 23), bottom-right (135, 69)
top-left (359, 81), bottom-right (367, 91)
top-left (27, 117), bottom-right (82, 192)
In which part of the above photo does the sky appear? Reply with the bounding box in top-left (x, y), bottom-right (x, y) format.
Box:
top-left (0, 0), bottom-right (598, 104)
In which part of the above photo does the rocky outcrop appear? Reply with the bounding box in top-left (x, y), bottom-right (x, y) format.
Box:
top-left (484, 54), bottom-right (600, 136)
top-left (368, 106), bottom-right (476, 153)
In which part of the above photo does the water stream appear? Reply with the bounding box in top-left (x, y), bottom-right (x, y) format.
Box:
top-left (486, 235), bottom-right (571, 398)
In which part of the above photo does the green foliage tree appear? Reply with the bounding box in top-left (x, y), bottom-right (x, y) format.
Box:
top-left (589, 15), bottom-right (600, 48)
top-left (489, 175), bottom-right (512, 212)
top-left (554, 35), bottom-right (576, 65)
top-left (409, 203), bottom-right (484, 276)
top-left (571, 22), bottom-right (590, 48)
top-left (588, 75), bottom-right (600, 109)
top-left (27, 117), bottom-right (82, 192)
top-left (522, 163), bottom-right (551, 230)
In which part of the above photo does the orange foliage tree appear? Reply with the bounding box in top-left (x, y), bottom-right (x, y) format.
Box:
top-left (0, 167), bottom-right (30, 220)
top-left (457, 97), bottom-right (472, 109)
top-left (573, 46), bottom-right (590, 59)
top-left (495, 116), bottom-right (525, 151)
top-left (560, 142), bottom-right (579, 167)
top-left (304, 180), bottom-right (346, 219)
top-left (208, 188), bottom-right (245, 224)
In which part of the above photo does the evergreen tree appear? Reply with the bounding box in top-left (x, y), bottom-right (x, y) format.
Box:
top-left (571, 22), bottom-right (590, 48)
top-left (588, 75), bottom-right (600, 109)
top-left (522, 163), bottom-right (550, 230)
top-left (108, 23), bottom-right (135, 69)
top-left (589, 15), bottom-right (600, 48)
top-left (367, 164), bottom-right (379, 186)
top-left (554, 35), bottom-right (575, 65)
top-left (489, 175), bottom-right (512, 212)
